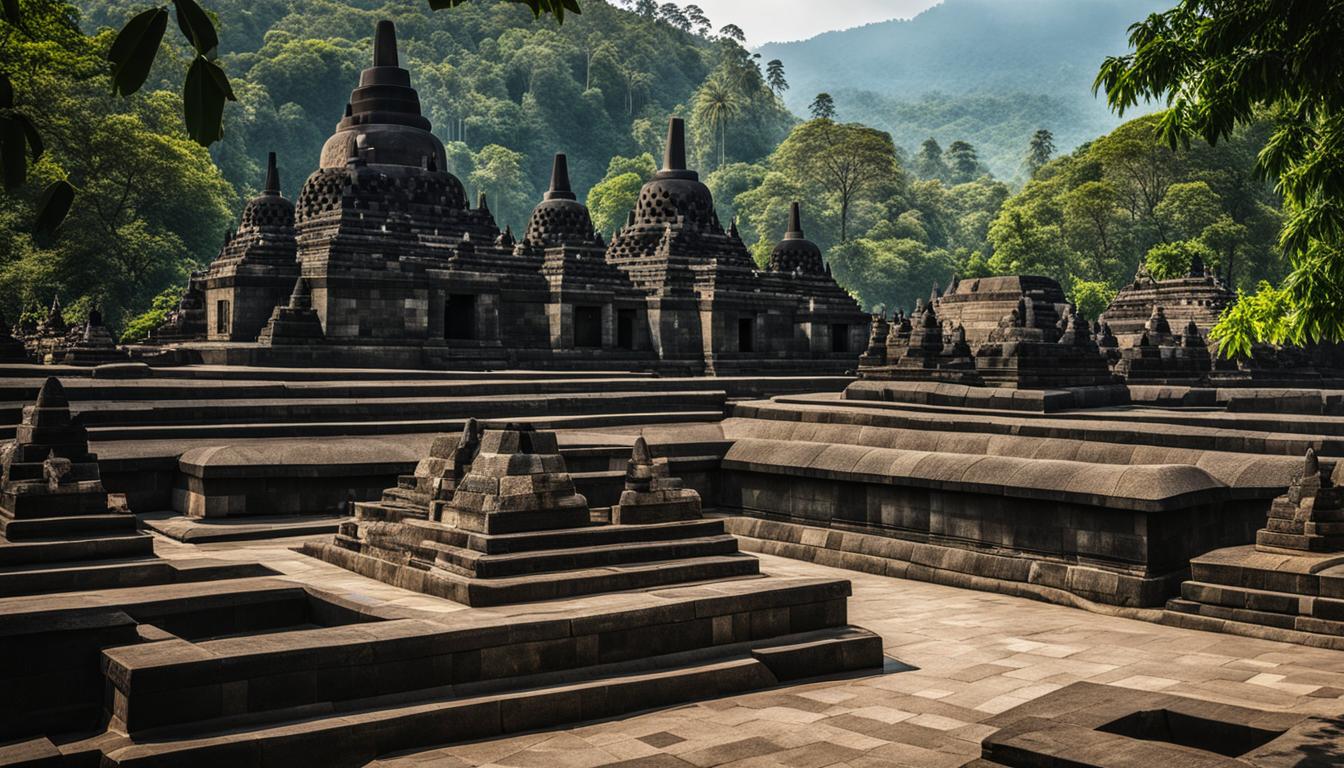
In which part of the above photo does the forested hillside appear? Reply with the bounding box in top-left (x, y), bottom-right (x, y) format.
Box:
top-left (76, 0), bottom-right (792, 231)
top-left (757, 0), bottom-right (1168, 179)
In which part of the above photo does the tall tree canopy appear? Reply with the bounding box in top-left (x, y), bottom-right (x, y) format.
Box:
top-left (1095, 0), bottom-right (1344, 349)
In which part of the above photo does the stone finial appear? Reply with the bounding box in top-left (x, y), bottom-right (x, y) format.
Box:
top-left (626, 210), bottom-right (636, 228)
top-left (1306, 447), bottom-right (1320, 479)
top-left (495, 225), bottom-right (515, 248)
top-left (1146, 305), bottom-right (1171, 335)
top-left (544, 153), bottom-right (576, 201)
top-left (1181, 319), bottom-right (1205, 348)
top-left (373, 19), bottom-right (399, 68)
top-left (785, 202), bottom-right (804, 239)
top-left (662, 117), bottom-right (687, 172)
top-left (930, 282), bottom-right (941, 302)
top-left (1097, 322), bottom-right (1118, 349)
top-left (288, 277), bottom-right (312, 309)
top-left (632, 435), bottom-right (651, 465)
top-left (729, 218), bottom-right (740, 239)
top-left (1189, 250), bottom-right (1206, 278)
top-left (477, 192), bottom-right (489, 212)
top-left (34, 377), bottom-right (68, 410)
top-left (345, 134), bottom-right (363, 166)
top-left (264, 151), bottom-right (280, 194)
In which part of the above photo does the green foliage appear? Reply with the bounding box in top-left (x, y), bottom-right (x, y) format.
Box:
top-left (1, 0), bottom-right (232, 330)
top-left (1096, 0), bottom-right (1344, 344)
top-left (469, 144), bottom-right (529, 229)
top-left (1069, 280), bottom-right (1115, 321)
top-left (1144, 239), bottom-right (1216, 281)
top-left (808, 92), bottom-right (834, 120)
top-left (1210, 281), bottom-right (1293, 359)
top-left (758, 0), bottom-right (1171, 180)
top-left (586, 154), bottom-right (655, 236)
top-left (732, 118), bottom-right (1005, 312)
top-left (80, 0), bottom-right (725, 234)
top-left (1025, 128), bottom-right (1053, 177)
top-left (771, 119), bottom-right (901, 242)
top-left (120, 283), bottom-right (183, 341)
top-left (986, 112), bottom-right (1283, 297)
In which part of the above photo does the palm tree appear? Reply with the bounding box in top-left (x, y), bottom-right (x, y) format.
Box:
top-left (695, 76), bottom-right (742, 169)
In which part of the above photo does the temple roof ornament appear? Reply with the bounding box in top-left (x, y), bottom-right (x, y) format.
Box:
top-left (767, 202), bottom-right (825, 275)
top-left (524, 153), bottom-right (599, 248)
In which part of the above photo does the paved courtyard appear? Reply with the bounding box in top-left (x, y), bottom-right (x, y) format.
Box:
top-left (161, 535), bottom-right (1344, 768)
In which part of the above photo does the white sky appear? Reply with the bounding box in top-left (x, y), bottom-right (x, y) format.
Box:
top-left (685, 0), bottom-right (943, 46)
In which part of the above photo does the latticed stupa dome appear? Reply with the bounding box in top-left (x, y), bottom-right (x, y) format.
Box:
top-left (296, 146), bottom-right (469, 224)
top-left (767, 202), bottom-right (825, 275)
top-left (524, 154), bottom-right (596, 247)
top-left (238, 152), bottom-right (295, 230)
top-left (631, 117), bottom-right (718, 232)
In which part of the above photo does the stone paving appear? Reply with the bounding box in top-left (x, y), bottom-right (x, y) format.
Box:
top-left (155, 535), bottom-right (1344, 768)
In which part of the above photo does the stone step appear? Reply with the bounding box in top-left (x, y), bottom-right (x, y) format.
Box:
top-left (97, 656), bottom-right (779, 768)
top-left (749, 626), bottom-right (884, 681)
top-left (69, 391), bottom-right (728, 428)
top-left (1167, 597), bottom-right (1344, 636)
top-left (452, 554), bottom-right (763, 606)
top-left (0, 512), bottom-right (139, 540)
top-left (92, 617), bottom-right (876, 768)
top-left (1177, 580), bottom-right (1344, 622)
top-left (405, 517), bottom-right (727, 554)
top-left (86, 409), bottom-right (727, 441)
top-left (0, 532), bottom-right (154, 568)
top-left (431, 534), bottom-right (743, 578)
top-left (0, 557), bottom-right (273, 598)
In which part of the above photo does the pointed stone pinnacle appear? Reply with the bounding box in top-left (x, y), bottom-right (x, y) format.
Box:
top-left (264, 152), bottom-right (280, 194)
top-left (373, 20), bottom-right (399, 68)
top-left (663, 117), bottom-right (687, 172)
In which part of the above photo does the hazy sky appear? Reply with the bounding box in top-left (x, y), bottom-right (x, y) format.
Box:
top-left (687, 0), bottom-right (943, 46)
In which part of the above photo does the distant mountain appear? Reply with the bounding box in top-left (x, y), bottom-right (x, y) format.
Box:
top-left (757, 0), bottom-right (1169, 180)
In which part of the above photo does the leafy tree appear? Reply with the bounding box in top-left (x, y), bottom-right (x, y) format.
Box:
top-left (912, 138), bottom-right (949, 182)
top-left (765, 59), bottom-right (787, 96)
top-left (943, 140), bottom-right (982, 184)
top-left (718, 23), bottom-right (745, 43)
top-left (1025, 128), bottom-right (1054, 177)
top-left (585, 152), bottom-right (655, 234)
top-left (1096, 0), bottom-right (1344, 345)
top-left (808, 92), bottom-right (835, 120)
top-left (1, 0), bottom-right (231, 326)
top-left (1070, 280), bottom-right (1116, 321)
top-left (121, 283), bottom-right (184, 341)
top-left (773, 119), bottom-right (901, 243)
top-left (469, 144), bottom-right (528, 232)
top-left (1155, 181), bottom-right (1222, 242)
top-left (683, 4), bottom-right (710, 36)
top-left (693, 74), bottom-right (742, 170)
top-left (1145, 239), bottom-right (1217, 281)
top-left (657, 3), bottom-right (688, 32)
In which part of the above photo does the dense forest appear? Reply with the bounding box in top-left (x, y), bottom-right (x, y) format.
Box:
top-left (0, 0), bottom-right (1294, 345)
top-left (758, 0), bottom-right (1169, 180)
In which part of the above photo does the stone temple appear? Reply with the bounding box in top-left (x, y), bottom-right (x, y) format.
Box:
top-left (9, 17), bottom-right (1344, 768)
top-left (136, 20), bottom-right (865, 375)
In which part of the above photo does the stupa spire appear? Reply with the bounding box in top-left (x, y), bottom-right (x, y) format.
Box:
top-left (373, 19), bottom-right (399, 68)
top-left (263, 151), bottom-right (280, 194)
top-left (663, 117), bottom-right (687, 172)
top-left (785, 202), bottom-right (804, 240)
top-left (544, 153), bottom-right (576, 201)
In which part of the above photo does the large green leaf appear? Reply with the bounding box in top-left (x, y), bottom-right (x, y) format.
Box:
top-left (183, 55), bottom-right (235, 146)
top-left (0, 115), bottom-right (24, 190)
top-left (172, 0), bottom-right (218, 59)
top-left (33, 179), bottom-right (75, 241)
top-left (108, 7), bottom-right (168, 97)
